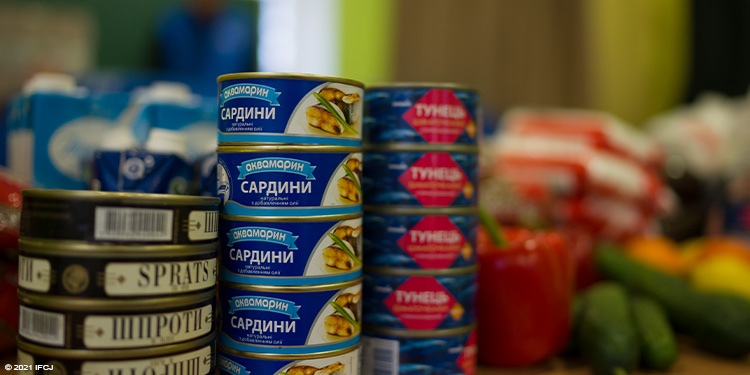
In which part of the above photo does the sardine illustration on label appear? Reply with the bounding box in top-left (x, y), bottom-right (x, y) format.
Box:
top-left (218, 73), bottom-right (364, 146)
top-left (218, 146), bottom-right (362, 216)
top-left (219, 280), bottom-right (361, 355)
top-left (220, 214), bottom-right (362, 285)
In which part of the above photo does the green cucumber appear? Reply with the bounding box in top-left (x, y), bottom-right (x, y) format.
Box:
top-left (630, 295), bottom-right (678, 370)
top-left (578, 281), bottom-right (640, 375)
top-left (562, 293), bottom-right (586, 356)
top-left (596, 243), bottom-right (750, 358)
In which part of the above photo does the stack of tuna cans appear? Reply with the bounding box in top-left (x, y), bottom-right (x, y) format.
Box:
top-left (16, 189), bottom-right (220, 374)
top-left (215, 73), bottom-right (365, 374)
top-left (361, 83), bottom-right (481, 375)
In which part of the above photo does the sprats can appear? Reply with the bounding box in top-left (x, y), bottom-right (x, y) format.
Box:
top-left (362, 266), bottom-right (476, 331)
top-left (363, 206), bottom-right (477, 270)
top-left (362, 145), bottom-right (478, 207)
top-left (20, 189), bottom-right (219, 245)
top-left (17, 288), bottom-right (216, 350)
top-left (17, 239), bottom-right (217, 298)
top-left (217, 73), bottom-right (364, 146)
top-left (364, 83), bottom-right (480, 146)
top-left (218, 344), bottom-right (359, 375)
top-left (16, 333), bottom-right (216, 375)
top-left (220, 213), bottom-right (362, 286)
top-left (217, 145), bottom-right (363, 216)
top-left (219, 279), bottom-right (361, 355)
top-left (362, 326), bottom-right (476, 375)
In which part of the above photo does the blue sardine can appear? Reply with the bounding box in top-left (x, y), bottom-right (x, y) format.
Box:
top-left (217, 145), bottom-right (363, 216)
top-left (363, 206), bottom-right (477, 270)
top-left (364, 83), bottom-right (480, 146)
top-left (362, 266), bottom-right (477, 331)
top-left (219, 213), bottom-right (362, 286)
top-left (218, 344), bottom-right (359, 375)
top-left (217, 73), bottom-right (364, 146)
top-left (219, 279), bottom-right (362, 355)
top-left (361, 326), bottom-right (476, 375)
top-left (362, 146), bottom-right (478, 207)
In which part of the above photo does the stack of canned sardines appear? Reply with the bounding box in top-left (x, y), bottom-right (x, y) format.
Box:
top-left (16, 190), bottom-right (220, 374)
top-left (215, 73), bottom-right (365, 374)
top-left (360, 83), bottom-right (480, 375)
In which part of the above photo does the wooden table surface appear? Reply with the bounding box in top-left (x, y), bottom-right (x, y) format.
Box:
top-left (478, 340), bottom-right (750, 375)
top-left (2, 340), bottom-right (748, 374)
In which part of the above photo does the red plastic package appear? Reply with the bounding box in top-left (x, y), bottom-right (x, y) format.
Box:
top-left (490, 134), bottom-right (668, 211)
top-left (503, 108), bottom-right (664, 169)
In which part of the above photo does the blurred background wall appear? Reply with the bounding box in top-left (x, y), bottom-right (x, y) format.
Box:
top-left (3, 0), bottom-right (750, 127)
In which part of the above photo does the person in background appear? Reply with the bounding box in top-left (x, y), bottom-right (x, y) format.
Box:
top-left (153, 0), bottom-right (258, 82)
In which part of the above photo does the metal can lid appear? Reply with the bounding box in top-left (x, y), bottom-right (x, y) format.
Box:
top-left (365, 82), bottom-right (478, 93)
top-left (16, 332), bottom-right (217, 360)
top-left (21, 189), bottom-right (220, 207)
top-left (219, 343), bottom-right (359, 360)
top-left (217, 72), bottom-right (364, 89)
top-left (364, 265), bottom-right (477, 277)
top-left (362, 142), bottom-right (478, 153)
top-left (221, 212), bottom-right (361, 223)
top-left (363, 324), bottom-right (476, 339)
top-left (363, 205), bottom-right (477, 216)
top-left (18, 287), bottom-right (216, 311)
top-left (19, 239), bottom-right (218, 258)
top-left (217, 144), bottom-right (362, 154)
top-left (222, 277), bottom-right (361, 293)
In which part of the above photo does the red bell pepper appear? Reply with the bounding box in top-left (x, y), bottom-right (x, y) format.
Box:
top-left (562, 224), bottom-right (600, 291)
top-left (476, 225), bottom-right (574, 367)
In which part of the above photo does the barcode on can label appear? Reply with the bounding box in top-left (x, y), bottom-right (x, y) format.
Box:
top-left (18, 255), bottom-right (51, 293)
top-left (94, 207), bottom-right (174, 241)
top-left (362, 336), bottom-right (399, 375)
top-left (19, 305), bottom-right (65, 347)
top-left (188, 211), bottom-right (219, 241)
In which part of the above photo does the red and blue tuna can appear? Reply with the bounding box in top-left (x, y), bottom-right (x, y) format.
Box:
top-left (362, 266), bottom-right (476, 331)
top-left (219, 213), bottom-right (362, 286)
top-left (217, 145), bottom-right (362, 217)
top-left (362, 326), bottom-right (476, 375)
top-left (362, 145), bottom-right (478, 207)
top-left (363, 206), bottom-right (477, 270)
top-left (218, 73), bottom-right (364, 146)
top-left (364, 83), bottom-right (480, 146)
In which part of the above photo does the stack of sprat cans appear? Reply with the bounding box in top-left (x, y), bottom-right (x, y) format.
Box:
top-left (215, 73), bottom-right (365, 374)
top-left (16, 189), bottom-right (220, 374)
top-left (360, 83), bottom-right (481, 375)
